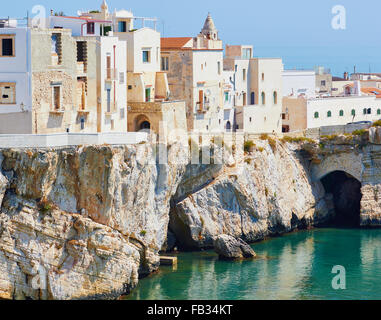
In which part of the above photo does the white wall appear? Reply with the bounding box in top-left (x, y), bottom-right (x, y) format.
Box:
top-left (98, 36), bottom-right (127, 132)
top-left (49, 16), bottom-right (102, 37)
top-left (233, 59), bottom-right (250, 106)
top-left (0, 28), bottom-right (32, 114)
top-left (307, 96), bottom-right (381, 128)
top-left (244, 58), bottom-right (283, 134)
top-left (192, 50), bottom-right (224, 132)
top-left (0, 132), bottom-right (147, 148)
top-left (283, 70), bottom-right (316, 98)
top-left (122, 28), bottom-right (160, 73)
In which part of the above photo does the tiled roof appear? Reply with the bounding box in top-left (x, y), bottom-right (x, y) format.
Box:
top-left (361, 87), bottom-right (381, 97)
top-left (161, 37), bottom-right (193, 49)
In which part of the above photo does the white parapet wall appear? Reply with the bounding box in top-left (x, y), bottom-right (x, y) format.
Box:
top-left (0, 132), bottom-right (148, 148)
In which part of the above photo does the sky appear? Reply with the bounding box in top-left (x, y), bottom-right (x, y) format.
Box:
top-left (5, 0), bottom-right (381, 76)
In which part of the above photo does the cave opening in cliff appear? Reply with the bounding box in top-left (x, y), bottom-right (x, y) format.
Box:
top-left (321, 171), bottom-right (362, 227)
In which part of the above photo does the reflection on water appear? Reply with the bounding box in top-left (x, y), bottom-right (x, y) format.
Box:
top-left (126, 229), bottom-right (381, 300)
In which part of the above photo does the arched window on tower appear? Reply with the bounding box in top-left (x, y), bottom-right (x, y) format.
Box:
top-left (261, 92), bottom-right (266, 105)
top-left (251, 92), bottom-right (255, 105)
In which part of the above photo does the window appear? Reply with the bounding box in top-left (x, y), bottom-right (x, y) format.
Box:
top-left (76, 41), bottom-right (86, 62)
top-left (119, 72), bottom-right (125, 85)
top-left (87, 22), bottom-right (95, 35)
top-left (235, 65), bottom-right (237, 72)
top-left (0, 35), bottom-right (15, 57)
top-left (224, 92), bottom-right (229, 102)
top-left (80, 118), bottom-right (85, 130)
top-left (339, 110), bottom-right (344, 117)
top-left (145, 88), bottom-right (151, 102)
top-left (218, 61), bottom-right (221, 75)
top-left (251, 92), bottom-right (255, 105)
top-left (51, 33), bottom-right (62, 65)
top-left (1, 38), bottom-right (14, 57)
top-left (368, 108), bottom-right (372, 115)
top-left (321, 80), bottom-right (326, 86)
top-left (142, 49), bottom-right (151, 63)
top-left (351, 109), bottom-right (356, 116)
top-left (52, 86), bottom-right (61, 110)
top-left (0, 82), bottom-right (16, 104)
top-left (261, 92), bottom-right (266, 105)
top-left (314, 112), bottom-right (319, 119)
top-left (262, 73), bottom-right (265, 81)
top-left (363, 108), bottom-right (367, 115)
top-left (243, 69), bottom-right (246, 81)
top-left (282, 113), bottom-right (286, 120)
top-left (273, 91), bottom-right (278, 104)
top-left (118, 21), bottom-right (127, 32)
top-left (378, 109), bottom-right (381, 115)
top-left (161, 56), bottom-right (169, 71)
top-left (327, 111), bottom-right (332, 118)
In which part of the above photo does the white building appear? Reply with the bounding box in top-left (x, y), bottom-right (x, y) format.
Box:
top-left (49, 13), bottom-right (128, 132)
top-left (307, 96), bottom-right (381, 128)
top-left (243, 58), bottom-right (283, 134)
top-left (282, 70), bottom-right (316, 98)
top-left (0, 25), bottom-right (32, 133)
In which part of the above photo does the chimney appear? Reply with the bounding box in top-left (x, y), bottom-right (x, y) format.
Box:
top-left (344, 72), bottom-right (349, 80)
top-left (50, 10), bottom-right (53, 16)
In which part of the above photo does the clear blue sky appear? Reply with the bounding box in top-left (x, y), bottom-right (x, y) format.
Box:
top-left (5, 0), bottom-right (381, 76)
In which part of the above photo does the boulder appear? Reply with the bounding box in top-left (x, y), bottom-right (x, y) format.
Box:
top-left (213, 235), bottom-right (256, 260)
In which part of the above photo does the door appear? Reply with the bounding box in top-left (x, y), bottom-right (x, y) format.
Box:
top-left (77, 79), bottom-right (86, 110)
top-left (198, 90), bottom-right (204, 111)
top-left (145, 88), bottom-right (151, 102)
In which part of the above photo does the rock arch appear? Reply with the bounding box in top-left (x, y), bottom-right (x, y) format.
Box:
top-left (133, 114), bottom-right (151, 132)
top-left (311, 152), bottom-right (363, 182)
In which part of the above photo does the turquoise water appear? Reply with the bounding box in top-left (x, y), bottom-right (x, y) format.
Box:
top-left (126, 228), bottom-right (381, 300)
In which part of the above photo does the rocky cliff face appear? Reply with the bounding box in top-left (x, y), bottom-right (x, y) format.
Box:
top-left (0, 143), bottom-right (187, 300)
top-left (169, 139), bottom-right (330, 249)
top-left (0, 137), bottom-right (348, 300)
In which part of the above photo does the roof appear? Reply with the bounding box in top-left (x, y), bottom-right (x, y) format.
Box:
top-left (161, 37), bottom-right (193, 49)
top-left (55, 16), bottom-right (112, 23)
top-left (361, 87), bottom-right (381, 98)
top-left (201, 13), bottom-right (217, 34)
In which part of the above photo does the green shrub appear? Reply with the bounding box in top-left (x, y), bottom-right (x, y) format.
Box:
top-left (244, 140), bottom-right (255, 153)
top-left (352, 129), bottom-right (367, 136)
top-left (372, 120), bottom-right (381, 127)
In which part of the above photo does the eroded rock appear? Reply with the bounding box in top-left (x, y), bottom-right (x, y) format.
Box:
top-left (214, 235), bottom-right (256, 260)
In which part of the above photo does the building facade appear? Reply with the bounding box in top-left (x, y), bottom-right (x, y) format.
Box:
top-left (161, 14), bottom-right (224, 133)
top-left (0, 22), bottom-right (99, 134)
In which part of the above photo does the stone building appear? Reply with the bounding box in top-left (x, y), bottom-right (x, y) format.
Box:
top-left (80, 1), bottom-right (187, 137)
top-left (0, 21), bottom-right (98, 134)
top-left (49, 13), bottom-right (128, 133)
top-left (161, 13), bottom-right (224, 133)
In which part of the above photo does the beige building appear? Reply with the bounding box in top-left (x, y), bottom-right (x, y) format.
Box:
top-left (282, 97), bottom-right (307, 132)
top-left (0, 23), bottom-right (98, 134)
top-left (315, 66), bottom-right (332, 95)
top-left (161, 14), bottom-right (224, 133)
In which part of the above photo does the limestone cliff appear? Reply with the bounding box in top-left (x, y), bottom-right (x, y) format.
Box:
top-left (169, 139), bottom-right (330, 249)
top-left (0, 143), bottom-right (187, 300)
top-left (1, 134), bottom-right (374, 300)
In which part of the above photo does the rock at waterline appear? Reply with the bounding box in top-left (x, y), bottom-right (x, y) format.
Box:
top-left (213, 235), bottom-right (256, 260)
